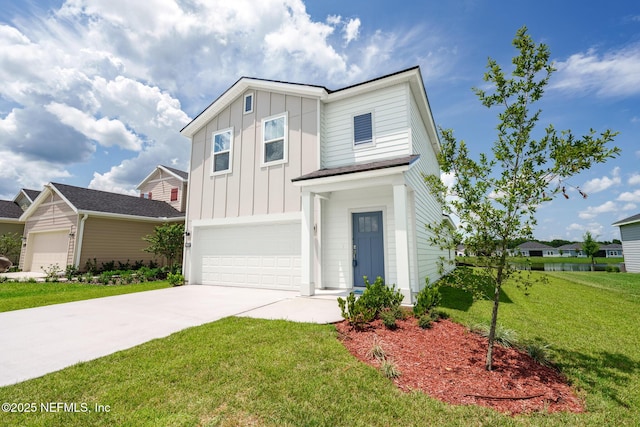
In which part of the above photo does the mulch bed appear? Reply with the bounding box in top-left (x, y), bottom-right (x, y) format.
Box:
top-left (335, 317), bottom-right (584, 415)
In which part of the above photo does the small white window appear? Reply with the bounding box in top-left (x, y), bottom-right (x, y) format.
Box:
top-left (353, 112), bottom-right (373, 146)
top-left (212, 128), bottom-right (233, 175)
top-left (262, 113), bottom-right (287, 165)
top-left (243, 93), bottom-right (253, 114)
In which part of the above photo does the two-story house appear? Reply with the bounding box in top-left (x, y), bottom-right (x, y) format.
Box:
top-left (180, 67), bottom-right (451, 302)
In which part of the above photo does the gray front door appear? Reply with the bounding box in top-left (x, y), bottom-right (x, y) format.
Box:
top-left (352, 211), bottom-right (384, 287)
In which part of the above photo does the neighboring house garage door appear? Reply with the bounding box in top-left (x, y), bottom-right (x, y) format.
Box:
top-left (26, 230), bottom-right (70, 273)
top-left (194, 221), bottom-right (301, 290)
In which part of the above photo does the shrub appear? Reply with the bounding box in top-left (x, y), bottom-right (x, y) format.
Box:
top-left (358, 276), bottom-right (404, 318)
top-left (430, 309), bottom-right (449, 321)
top-left (413, 278), bottom-right (441, 317)
top-left (101, 260), bottom-right (116, 272)
top-left (524, 342), bottom-right (554, 367)
top-left (84, 258), bottom-right (98, 274)
top-left (99, 271), bottom-right (115, 285)
top-left (366, 337), bottom-right (386, 361)
top-left (337, 293), bottom-right (376, 329)
top-left (65, 265), bottom-right (79, 280)
top-left (167, 272), bottom-right (184, 286)
top-left (380, 308), bottom-right (397, 330)
top-left (605, 265), bottom-right (620, 273)
top-left (43, 264), bottom-right (62, 282)
top-left (418, 314), bottom-right (433, 329)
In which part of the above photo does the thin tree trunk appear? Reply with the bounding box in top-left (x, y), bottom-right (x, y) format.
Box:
top-left (485, 283), bottom-right (501, 371)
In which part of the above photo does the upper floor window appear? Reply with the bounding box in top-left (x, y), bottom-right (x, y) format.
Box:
top-left (170, 188), bottom-right (179, 201)
top-left (140, 192), bottom-right (152, 200)
top-left (244, 93), bottom-right (253, 114)
top-left (353, 112), bottom-right (373, 146)
top-left (262, 113), bottom-right (287, 165)
top-left (212, 128), bottom-right (233, 175)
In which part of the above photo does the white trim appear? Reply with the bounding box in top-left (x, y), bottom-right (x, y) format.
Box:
top-left (136, 165), bottom-right (187, 191)
top-left (73, 213), bottom-right (89, 268)
top-left (211, 126), bottom-right (234, 175)
top-left (261, 112), bottom-right (288, 167)
top-left (293, 166), bottom-right (409, 193)
top-left (192, 212), bottom-right (301, 228)
top-left (76, 210), bottom-right (184, 223)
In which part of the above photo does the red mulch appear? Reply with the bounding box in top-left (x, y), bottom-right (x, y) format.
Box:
top-left (335, 317), bottom-right (584, 415)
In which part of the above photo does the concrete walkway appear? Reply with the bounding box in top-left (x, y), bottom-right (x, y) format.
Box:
top-left (0, 285), bottom-right (343, 387)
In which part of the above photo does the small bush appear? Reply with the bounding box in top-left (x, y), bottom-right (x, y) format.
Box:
top-left (418, 314), bottom-right (433, 329)
top-left (413, 279), bottom-right (441, 317)
top-left (524, 342), bottom-right (554, 367)
top-left (337, 293), bottom-right (376, 329)
top-left (605, 265), bottom-right (620, 273)
top-left (430, 309), bottom-right (450, 321)
top-left (167, 272), bottom-right (184, 286)
top-left (42, 264), bottom-right (62, 282)
top-left (380, 309), bottom-right (397, 330)
top-left (358, 276), bottom-right (404, 318)
top-left (65, 265), bottom-right (79, 280)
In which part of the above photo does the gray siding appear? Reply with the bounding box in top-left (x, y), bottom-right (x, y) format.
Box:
top-left (620, 222), bottom-right (640, 273)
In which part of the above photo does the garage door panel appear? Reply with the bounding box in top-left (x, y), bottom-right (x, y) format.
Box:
top-left (196, 222), bottom-right (300, 290)
top-left (27, 230), bottom-right (70, 273)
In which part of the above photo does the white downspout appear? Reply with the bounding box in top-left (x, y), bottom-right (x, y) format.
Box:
top-left (74, 214), bottom-right (89, 268)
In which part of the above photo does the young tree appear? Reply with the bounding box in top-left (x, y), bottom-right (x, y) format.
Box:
top-left (582, 231), bottom-right (600, 271)
top-left (143, 223), bottom-right (185, 271)
top-left (0, 232), bottom-right (22, 264)
top-left (425, 26), bottom-right (619, 371)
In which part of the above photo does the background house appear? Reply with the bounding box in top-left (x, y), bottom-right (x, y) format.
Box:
top-left (513, 241), bottom-right (559, 257)
top-left (180, 67), bottom-right (451, 302)
top-left (19, 166), bottom-right (186, 273)
top-left (613, 213), bottom-right (640, 272)
top-left (557, 243), bottom-right (584, 257)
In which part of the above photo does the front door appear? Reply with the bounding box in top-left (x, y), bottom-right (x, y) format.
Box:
top-left (352, 211), bottom-right (384, 287)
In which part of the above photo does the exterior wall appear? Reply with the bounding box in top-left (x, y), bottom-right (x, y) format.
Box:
top-left (186, 90), bottom-right (319, 229)
top-left (620, 222), bottom-right (640, 273)
top-left (322, 83), bottom-right (411, 168)
top-left (321, 186), bottom-right (396, 289)
top-left (19, 192), bottom-right (77, 270)
top-left (78, 217), bottom-right (161, 270)
top-left (0, 222), bottom-right (24, 236)
top-left (405, 92), bottom-right (452, 292)
top-left (138, 171), bottom-right (187, 212)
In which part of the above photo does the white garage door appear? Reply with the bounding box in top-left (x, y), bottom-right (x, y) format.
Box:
top-left (27, 230), bottom-right (70, 273)
top-left (195, 222), bottom-right (301, 290)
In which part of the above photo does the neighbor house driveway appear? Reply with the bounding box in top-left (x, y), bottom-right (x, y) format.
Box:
top-left (0, 285), bottom-right (342, 387)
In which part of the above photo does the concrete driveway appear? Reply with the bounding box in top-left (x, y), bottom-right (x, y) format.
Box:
top-left (0, 285), bottom-right (342, 387)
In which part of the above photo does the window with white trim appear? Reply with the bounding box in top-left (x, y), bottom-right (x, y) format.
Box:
top-left (212, 128), bottom-right (233, 174)
top-left (262, 113), bottom-right (287, 165)
top-left (244, 93), bottom-right (253, 114)
top-left (353, 112), bottom-right (373, 145)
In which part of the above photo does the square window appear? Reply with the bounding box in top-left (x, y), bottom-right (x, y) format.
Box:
top-left (244, 93), bottom-right (253, 114)
top-left (262, 113), bottom-right (287, 165)
top-left (212, 128), bottom-right (233, 174)
top-left (353, 112), bottom-right (373, 145)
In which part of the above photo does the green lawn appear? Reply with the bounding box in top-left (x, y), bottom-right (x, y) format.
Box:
top-left (0, 272), bottom-right (638, 426)
top-left (460, 256), bottom-right (624, 265)
top-left (0, 281), bottom-right (171, 312)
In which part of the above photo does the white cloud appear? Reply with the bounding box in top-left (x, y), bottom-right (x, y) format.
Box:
top-left (622, 203), bottom-right (637, 211)
top-left (580, 167), bottom-right (621, 194)
top-left (618, 190), bottom-right (640, 203)
top-left (629, 173), bottom-right (640, 186)
top-left (578, 201), bottom-right (618, 219)
top-left (45, 102), bottom-right (143, 151)
top-left (552, 43), bottom-right (640, 97)
top-left (343, 18), bottom-right (361, 44)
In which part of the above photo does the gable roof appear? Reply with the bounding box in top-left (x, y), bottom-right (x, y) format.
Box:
top-left (137, 165), bottom-right (188, 191)
top-left (557, 243), bottom-right (582, 251)
top-left (516, 241), bottom-right (556, 250)
top-left (0, 200), bottom-right (23, 220)
top-left (21, 183), bottom-right (184, 222)
top-left (612, 213), bottom-right (640, 227)
top-left (180, 67), bottom-right (440, 155)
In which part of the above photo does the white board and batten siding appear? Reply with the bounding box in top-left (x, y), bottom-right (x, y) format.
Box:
top-left (322, 83), bottom-right (411, 168)
top-left (185, 88), bottom-right (318, 288)
top-left (620, 222), bottom-right (640, 273)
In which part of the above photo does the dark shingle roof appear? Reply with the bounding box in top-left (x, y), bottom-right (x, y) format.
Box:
top-left (160, 165), bottom-right (188, 180)
top-left (51, 183), bottom-right (184, 219)
top-left (517, 241), bottom-right (555, 250)
top-left (22, 189), bottom-right (41, 201)
top-left (601, 243), bottom-right (623, 250)
top-left (557, 243), bottom-right (582, 251)
top-left (292, 155), bottom-right (420, 182)
top-left (612, 213), bottom-right (640, 226)
top-left (0, 200), bottom-right (23, 219)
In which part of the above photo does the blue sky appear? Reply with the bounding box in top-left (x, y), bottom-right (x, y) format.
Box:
top-left (0, 0), bottom-right (638, 241)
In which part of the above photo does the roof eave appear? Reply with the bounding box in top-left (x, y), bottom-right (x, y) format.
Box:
top-left (77, 210), bottom-right (185, 223)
